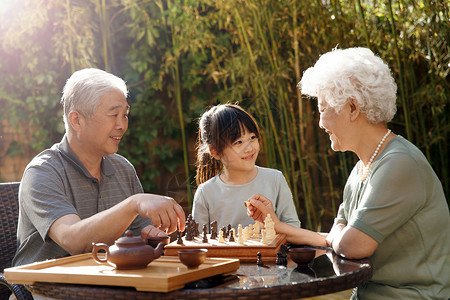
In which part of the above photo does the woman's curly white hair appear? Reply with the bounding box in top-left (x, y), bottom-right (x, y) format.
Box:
top-left (298, 47), bottom-right (397, 124)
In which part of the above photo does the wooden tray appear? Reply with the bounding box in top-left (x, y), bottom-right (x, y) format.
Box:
top-left (165, 233), bottom-right (286, 262)
top-left (4, 253), bottom-right (240, 292)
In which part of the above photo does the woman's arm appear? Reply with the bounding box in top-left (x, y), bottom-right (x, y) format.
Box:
top-left (247, 194), bottom-right (326, 247)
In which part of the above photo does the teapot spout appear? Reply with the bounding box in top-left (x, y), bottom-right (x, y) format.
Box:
top-left (154, 242), bottom-right (165, 259)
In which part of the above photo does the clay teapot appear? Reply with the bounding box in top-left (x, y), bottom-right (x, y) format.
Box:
top-left (92, 230), bottom-right (165, 270)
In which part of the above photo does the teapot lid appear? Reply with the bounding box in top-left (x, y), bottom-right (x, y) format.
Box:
top-left (115, 230), bottom-right (146, 246)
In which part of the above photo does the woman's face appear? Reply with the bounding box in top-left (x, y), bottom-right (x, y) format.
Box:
top-left (318, 97), bottom-right (352, 152)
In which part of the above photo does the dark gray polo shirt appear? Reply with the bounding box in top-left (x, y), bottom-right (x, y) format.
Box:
top-left (13, 135), bottom-right (151, 266)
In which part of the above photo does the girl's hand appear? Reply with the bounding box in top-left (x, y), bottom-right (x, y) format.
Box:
top-left (246, 193), bottom-right (278, 224)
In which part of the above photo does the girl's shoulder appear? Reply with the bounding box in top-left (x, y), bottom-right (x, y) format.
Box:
top-left (255, 166), bottom-right (283, 179)
top-left (197, 173), bottom-right (222, 188)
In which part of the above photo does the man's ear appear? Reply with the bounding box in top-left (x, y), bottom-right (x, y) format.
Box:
top-left (208, 145), bottom-right (221, 160)
top-left (349, 98), bottom-right (360, 121)
top-left (68, 111), bottom-right (83, 132)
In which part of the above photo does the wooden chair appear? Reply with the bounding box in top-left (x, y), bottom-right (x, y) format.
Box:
top-left (0, 182), bottom-right (33, 299)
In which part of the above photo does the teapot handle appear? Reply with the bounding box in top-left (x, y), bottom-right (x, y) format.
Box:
top-left (91, 243), bottom-right (109, 264)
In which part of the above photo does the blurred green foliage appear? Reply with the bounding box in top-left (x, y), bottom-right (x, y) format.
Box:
top-left (0, 0), bottom-right (448, 230)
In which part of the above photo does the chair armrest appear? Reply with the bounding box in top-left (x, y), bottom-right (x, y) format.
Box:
top-left (0, 272), bottom-right (34, 300)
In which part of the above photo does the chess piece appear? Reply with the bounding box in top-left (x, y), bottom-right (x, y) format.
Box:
top-left (229, 229), bottom-right (235, 242)
top-left (276, 251), bottom-right (283, 265)
top-left (227, 224), bottom-right (232, 236)
top-left (222, 226), bottom-right (228, 238)
top-left (280, 244), bottom-right (288, 266)
top-left (202, 224), bottom-right (208, 243)
top-left (264, 214), bottom-right (276, 242)
top-left (256, 252), bottom-right (264, 267)
top-left (176, 229), bottom-right (183, 244)
top-left (237, 225), bottom-right (244, 244)
top-left (253, 222), bottom-right (261, 238)
top-left (243, 226), bottom-right (250, 241)
top-left (218, 230), bottom-right (225, 243)
top-left (210, 220), bottom-right (218, 239)
top-left (261, 229), bottom-right (267, 245)
top-left (185, 219), bottom-right (192, 241)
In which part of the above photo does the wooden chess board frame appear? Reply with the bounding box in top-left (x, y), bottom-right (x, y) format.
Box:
top-left (164, 233), bottom-right (286, 262)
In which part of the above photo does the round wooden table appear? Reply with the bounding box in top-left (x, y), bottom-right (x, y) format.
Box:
top-left (28, 247), bottom-right (372, 299)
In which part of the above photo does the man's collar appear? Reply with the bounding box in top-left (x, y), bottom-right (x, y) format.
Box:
top-left (56, 135), bottom-right (115, 178)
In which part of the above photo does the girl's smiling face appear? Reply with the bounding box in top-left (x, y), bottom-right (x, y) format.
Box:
top-left (219, 126), bottom-right (260, 173)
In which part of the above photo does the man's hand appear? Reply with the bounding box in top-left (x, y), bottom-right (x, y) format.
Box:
top-left (134, 194), bottom-right (186, 234)
top-left (140, 225), bottom-right (168, 240)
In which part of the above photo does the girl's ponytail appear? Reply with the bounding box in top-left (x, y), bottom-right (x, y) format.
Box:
top-left (195, 150), bottom-right (221, 185)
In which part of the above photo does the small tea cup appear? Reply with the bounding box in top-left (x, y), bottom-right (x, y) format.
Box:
top-left (288, 247), bottom-right (316, 267)
top-left (178, 249), bottom-right (208, 269)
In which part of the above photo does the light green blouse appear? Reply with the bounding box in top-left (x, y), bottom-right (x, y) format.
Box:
top-left (336, 136), bottom-right (450, 299)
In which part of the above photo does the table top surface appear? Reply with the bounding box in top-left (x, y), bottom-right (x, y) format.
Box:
top-left (28, 246), bottom-right (372, 299)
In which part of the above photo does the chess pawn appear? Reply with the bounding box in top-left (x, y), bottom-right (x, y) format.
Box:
top-left (237, 225), bottom-right (244, 244)
top-left (221, 226), bottom-right (228, 238)
top-left (218, 230), bottom-right (225, 243)
top-left (229, 229), bottom-right (235, 242)
top-left (202, 224), bottom-right (208, 243)
top-left (253, 222), bottom-right (261, 238)
top-left (261, 229), bottom-right (268, 245)
top-left (242, 227), bottom-right (250, 241)
top-left (247, 224), bottom-right (253, 238)
top-left (176, 229), bottom-right (183, 244)
top-left (256, 252), bottom-right (264, 267)
top-left (276, 251), bottom-right (283, 266)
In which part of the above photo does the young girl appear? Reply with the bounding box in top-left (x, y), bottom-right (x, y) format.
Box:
top-left (192, 104), bottom-right (300, 231)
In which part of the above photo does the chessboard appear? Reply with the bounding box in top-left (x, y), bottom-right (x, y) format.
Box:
top-left (164, 233), bottom-right (286, 262)
top-left (164, 214), bottom-right (286, 261)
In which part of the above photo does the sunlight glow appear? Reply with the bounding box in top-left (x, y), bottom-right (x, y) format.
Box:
top-left (0, 0), bottom-right (15, 17)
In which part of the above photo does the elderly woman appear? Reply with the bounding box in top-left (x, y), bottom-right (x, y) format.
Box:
top-left (247, 47), bottom-right (449, 299)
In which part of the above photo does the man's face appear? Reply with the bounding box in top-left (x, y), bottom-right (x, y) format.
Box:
top-left (79, 90), bottom-right (129, 158)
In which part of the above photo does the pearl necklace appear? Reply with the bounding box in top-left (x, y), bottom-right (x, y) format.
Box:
top-left (360, 129), bottom-right (391, 181)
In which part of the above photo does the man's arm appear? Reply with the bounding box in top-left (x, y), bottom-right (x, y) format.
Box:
top-left (48, 193), bottom-right (185, 255)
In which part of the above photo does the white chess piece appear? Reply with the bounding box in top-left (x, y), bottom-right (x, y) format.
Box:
top-left (253, 222), bottom-right (261, 238)
top-left (261, 229), bottom-right (268, 245)
top-left (243, 227), bottom-right (249, 241)
top-left (237, 226), bottom-right (244, 244)
top-left (218, 230), bottom-right (225, 243)
top-left (264, 214), bottom-right (276, 243)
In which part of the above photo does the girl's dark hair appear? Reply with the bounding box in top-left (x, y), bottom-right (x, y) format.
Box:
top-left (195, 104), bottom-right (261, 185)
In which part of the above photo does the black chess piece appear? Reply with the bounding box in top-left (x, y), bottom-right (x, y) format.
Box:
top-left (194, 222), bottom-right (199, 237)
top-left (185, 219), bottom-right (192, 241)
top-left (210, 221), bottom-right (218, 239)
top-left (176, 229), bottom-right (183, 244)
top-left (256, 252), bottom-right (264, 267)
top-left (229, 229), bottom-right (235, 242)
top-left (202, 224), bottom-right (208, 243)
top-left (276, 251), bottom-right (283, 265)
top-left (221, 226), bottom-right (227, 238)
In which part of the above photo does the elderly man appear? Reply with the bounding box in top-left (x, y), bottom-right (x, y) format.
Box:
top-left (13, 68), bottom-right (185, 267)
